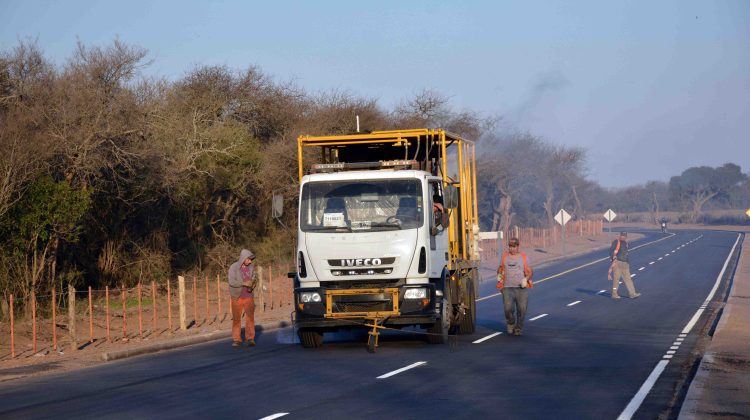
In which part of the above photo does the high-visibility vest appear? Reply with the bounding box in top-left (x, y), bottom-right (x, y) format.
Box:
top-left (612, 239), bottom-right (621, 260)
top-left (497, 252), bottom-right (533, 289)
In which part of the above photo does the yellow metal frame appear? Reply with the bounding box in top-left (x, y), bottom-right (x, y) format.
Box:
top-left (297, 128), bottom-right (480, 268)
top-left (324, 288), bottom-right (401, 319)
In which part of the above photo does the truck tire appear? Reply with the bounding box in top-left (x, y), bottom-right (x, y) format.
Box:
top-left (427, 286), bottom-right (452, 344)
top-left (298, 328), bottom-right (324, 348)
top-left (458, 277), bottom-right (476, 334)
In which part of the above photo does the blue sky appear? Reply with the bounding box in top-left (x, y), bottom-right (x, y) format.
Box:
top-left (2, 0), bottom-right (748, 187)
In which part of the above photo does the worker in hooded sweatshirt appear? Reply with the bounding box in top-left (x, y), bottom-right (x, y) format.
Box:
top-left (228, 249), bottom-right (258, 347)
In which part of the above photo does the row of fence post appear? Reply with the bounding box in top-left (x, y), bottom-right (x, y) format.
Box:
top-left (480, 220), bottom-right (604, 261)
top-left (3, 264), bottom-right (293, 360)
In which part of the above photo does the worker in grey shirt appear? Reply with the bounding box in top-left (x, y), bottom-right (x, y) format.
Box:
top-left (609, 232), bottom-right (641, 299)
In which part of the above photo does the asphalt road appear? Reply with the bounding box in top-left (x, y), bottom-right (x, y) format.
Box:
top-left (0, 229), bottom-right (742, 420)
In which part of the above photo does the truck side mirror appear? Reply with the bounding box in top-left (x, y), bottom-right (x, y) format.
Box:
top-left (444, 185), bottom-right (458, 209)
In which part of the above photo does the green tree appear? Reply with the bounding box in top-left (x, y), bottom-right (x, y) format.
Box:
top-left (0, 176), bottom-right (91, 302)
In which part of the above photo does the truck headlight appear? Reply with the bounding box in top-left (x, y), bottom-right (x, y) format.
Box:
top-left (300, 292), bottom-right (322, 303)
top-left (404, 288), bottom-right (428, 299)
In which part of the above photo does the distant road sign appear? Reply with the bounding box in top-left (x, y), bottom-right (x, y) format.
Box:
top-left (604, 209), bottom-right (617, 222)
top-left (554, 209), bottom-right (572, 226)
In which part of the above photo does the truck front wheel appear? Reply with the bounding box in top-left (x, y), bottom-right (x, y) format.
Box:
top-left (298, 328), bottom-right (324, 348)
top-left (427, 285), bottom-right (452, 344)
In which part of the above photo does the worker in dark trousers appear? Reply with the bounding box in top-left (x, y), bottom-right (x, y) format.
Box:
top-left (497, 237), bottom-right (534, 336)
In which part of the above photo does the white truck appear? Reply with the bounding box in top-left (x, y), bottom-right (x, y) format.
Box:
top-left (290, 129), bottom-right (480, 351)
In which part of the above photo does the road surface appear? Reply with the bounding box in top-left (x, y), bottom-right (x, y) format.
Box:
top-left (0, 229), bottom-right (742, 420)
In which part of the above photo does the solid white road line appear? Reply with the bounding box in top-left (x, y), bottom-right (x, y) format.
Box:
top-left (529, 314), bottom-right (549, 321)
top-left (473, 332), bottom-right (502, 344)
top-left (258, 414), bottom-right (289, 420)
top-left (617, 360), bottom-right (669, 420)
top-left (681, 232), bottom-right (742, 335)
top-left (377, 362), bottom-right (427, 379)
top-left (566, 300), bottom-right (581, 307)
top-left (618, 232), bottom-right (742, 420)
top-left (477, 292), bottom-right (502, 302)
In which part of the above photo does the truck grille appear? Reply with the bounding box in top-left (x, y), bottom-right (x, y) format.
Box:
top-left (334, 301), bottom-right (392, 313)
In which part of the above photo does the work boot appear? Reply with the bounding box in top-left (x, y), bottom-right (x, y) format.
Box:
top-left (611, 292), bottom-right (621, 300)
top-left (232, 341), bottom-right (242, 347)
top-left (506, 324), bottom-right (515, 334)
top-left (629, 293), bottom-right (641, 299)
top-left (512, 328), bottom-right (522, 336)
top-left (247, 339), bottom-right (256, 347)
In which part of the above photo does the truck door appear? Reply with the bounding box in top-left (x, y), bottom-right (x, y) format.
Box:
top-left (428, 181), bottom-right (449, 277)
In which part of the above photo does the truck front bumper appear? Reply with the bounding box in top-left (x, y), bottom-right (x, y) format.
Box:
top-left (295, 284), bottom-right (438, 329)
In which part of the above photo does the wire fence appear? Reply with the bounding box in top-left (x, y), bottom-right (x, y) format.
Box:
top-left (1, 264), bottom-right (294, 360)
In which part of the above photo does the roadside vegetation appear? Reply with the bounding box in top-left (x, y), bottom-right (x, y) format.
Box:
top-left (1, 40), bottom-right (748, 316)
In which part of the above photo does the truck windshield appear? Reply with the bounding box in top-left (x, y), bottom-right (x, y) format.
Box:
top-left (300, 179), bottom-right (424, 232)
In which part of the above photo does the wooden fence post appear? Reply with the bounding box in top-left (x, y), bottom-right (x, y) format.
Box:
top-left (205, 274), bottom-right (209, 323)
top-left (257, 266), bottom-right (264, 312)
top-left (9, 294), bottom-right (14, 358)
top-left (106, 286), bottom-right (110, 343)
top-left (167, 280), bottom-right (172, 331)
top-left (121, 285), bottom-right (127, 340)
top-left (138, 283), bottom-right (143, 338)
top-left (68, 285), bottom-right (77, 352)
top-left (68, 284), bottom-right (78, 351)
top-left (32, 291), bottom-right (37, 353)
top-left (152, 281), bottom-right (156, 332)
top-left (88, 286), bottom-right (93, 343)
top-left (178, 276), bottom-right (186, 331)
top-left (52, 286), bottom-right (57, 351)
top-left (269, 265), bottom-right (274, 310)
top-left (216, 273), bottom-right (221, 319)
top-left (192, 276), bottom-right (197, 326)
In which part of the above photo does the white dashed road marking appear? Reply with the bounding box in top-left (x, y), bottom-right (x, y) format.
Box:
top-left (477, 292), bottom-right (502, 302)
top-left (377, 362), bottom-right (427, 379)
top-left (259, 414), bottom-right (289, 420)
top-left (638, 267), bottom-right (645, 271)
top-left (473, 332), bottom-right (502, 344)
top-left (529, 314), bottom-right (549, 321)
top-left (567, 300), bottom-right (581, 307)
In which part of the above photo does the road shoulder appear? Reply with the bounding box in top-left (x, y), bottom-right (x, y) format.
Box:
top-left (679, 233), bottom-right (750, 419)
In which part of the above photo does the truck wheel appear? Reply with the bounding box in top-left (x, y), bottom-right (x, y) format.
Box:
top-left (458, 278), bottom-right (477, 334)
top-left (427, 286), bottom-right (452, 344)
top-left (298, 329), bottom-right (324, 348)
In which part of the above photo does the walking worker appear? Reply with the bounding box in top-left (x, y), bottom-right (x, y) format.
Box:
top-left (496, 237), bottom-right (533, 336)
top-left (228, 249), bottom-right (258, 347)
top-left (608, 232), bottom-right (641, 299)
